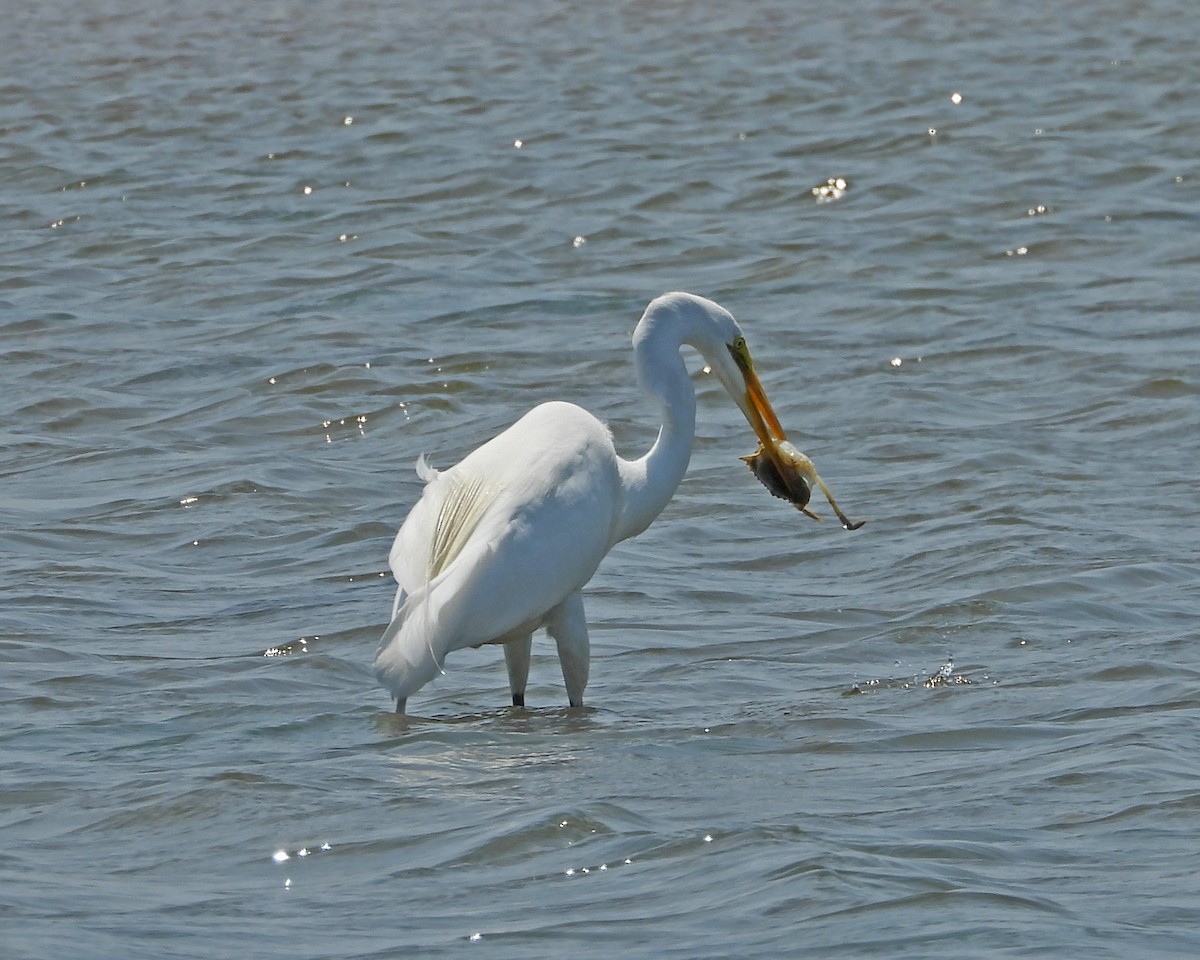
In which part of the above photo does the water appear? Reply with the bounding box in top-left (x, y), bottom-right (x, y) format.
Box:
top-left (3, 0), bottom-right (1198, 956)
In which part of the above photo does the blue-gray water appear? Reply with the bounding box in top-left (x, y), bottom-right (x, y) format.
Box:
top-left (3, 0), bottom-right (1198, 956)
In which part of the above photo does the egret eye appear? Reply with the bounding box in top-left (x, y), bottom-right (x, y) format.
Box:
top-left (727, 336), bottom-right (753, 371)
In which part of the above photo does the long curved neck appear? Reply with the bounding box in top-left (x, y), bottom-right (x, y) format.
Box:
top-left (613, 309), bottom-right (698, 544)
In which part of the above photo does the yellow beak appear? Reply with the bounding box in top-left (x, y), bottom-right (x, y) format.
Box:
top-left (741, 361), bottom-right (788, 447)
top-left (730, 340), bottom-right (795, 479)
top-left (731, 338), bottom-right (866, 531)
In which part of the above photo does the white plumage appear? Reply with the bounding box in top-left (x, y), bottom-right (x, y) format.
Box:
top-left (374, 292), bottom-right (800, 713)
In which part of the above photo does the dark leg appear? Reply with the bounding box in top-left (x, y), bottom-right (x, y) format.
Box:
top-left (503, 635), bottom-right (532, 709)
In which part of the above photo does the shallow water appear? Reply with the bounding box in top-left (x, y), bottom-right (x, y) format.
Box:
top-left (3, 0), bottom-right (1198, 956)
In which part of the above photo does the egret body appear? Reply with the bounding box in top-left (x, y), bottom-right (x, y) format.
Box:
top-left (374, 292), bottom-right (818, 713)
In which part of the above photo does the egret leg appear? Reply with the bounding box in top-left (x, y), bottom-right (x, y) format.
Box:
top-left (546, 591), bottom-right (589, 708)
top-left (503, 634), bottom-right (533, 707)
top-left (394, 697), bottom-right (407, 714)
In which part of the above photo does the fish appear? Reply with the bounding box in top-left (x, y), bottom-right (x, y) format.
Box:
top-left (742, 439), bottom-right (865, 530)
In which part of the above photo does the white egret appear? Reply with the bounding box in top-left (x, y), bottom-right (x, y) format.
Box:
top-left (374, 292), bottom-right (858, 712)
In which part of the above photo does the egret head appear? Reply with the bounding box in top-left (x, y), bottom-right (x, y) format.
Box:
top-left (709, 304), bottom-right (866, 531)
top-left (636, 292), bottom-right (862, 530)
top-left (642, 293), bottom-right (786, 442)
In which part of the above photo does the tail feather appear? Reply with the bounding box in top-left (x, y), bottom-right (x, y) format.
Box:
top-left (377, 463), bottom-right (503, 705)
top-left (373, 584), bottom-right (446, 703)
top-left (373, 537), bottom-right (495, 703)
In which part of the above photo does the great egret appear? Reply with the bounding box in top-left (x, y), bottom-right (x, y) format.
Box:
top-left (374, 292), bottom-right (859, 712)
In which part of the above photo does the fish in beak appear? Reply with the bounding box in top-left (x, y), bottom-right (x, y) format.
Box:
top-left (728, 337), bottom-right (865, 531)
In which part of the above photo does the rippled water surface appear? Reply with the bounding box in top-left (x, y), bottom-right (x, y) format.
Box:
top-left (3, 1), bottom-right (1199, 956)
